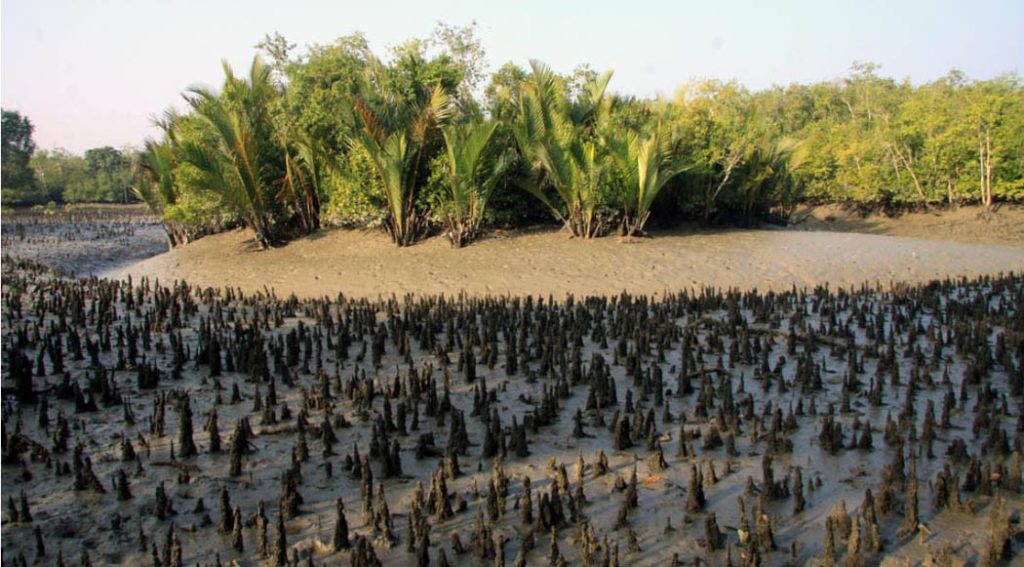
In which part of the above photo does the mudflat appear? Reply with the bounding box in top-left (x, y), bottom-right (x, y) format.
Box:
top-left (2, 206), bottom-right (1022, 566)
top-left (111, 223), bottom-right (1024, 300)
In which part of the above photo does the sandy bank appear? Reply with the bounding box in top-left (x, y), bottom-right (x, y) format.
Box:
top-left (110, 225), bottom-right (1024, 299)
top-left (792, 203), bottom-right (1024, 247)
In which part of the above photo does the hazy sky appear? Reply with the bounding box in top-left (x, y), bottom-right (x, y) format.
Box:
top-left (2, 0), bottom-right (1022, 153)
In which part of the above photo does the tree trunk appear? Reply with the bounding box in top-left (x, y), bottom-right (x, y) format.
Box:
top-left (985, 130), bottom-right (993, 210)
top-left (705, 153), bottom-right (741, 226)
top-left (891, 144), bottom-right (927, 206)
top-left (979, 132), bottom-right (994, 210)
top-left (902, 151), bottom-right (927, 206)
top-left (622, 211), bottom-right (651, 241)
top-left (980, 139), bottom-right (986, 207)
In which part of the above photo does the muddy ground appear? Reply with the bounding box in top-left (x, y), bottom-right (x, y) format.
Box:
top-left (1, 206), bottom-right (1022, 566)
top-left (1, 205), bottom-right (167, 276)
top-left (110, 222), bottom-right (1024, 302)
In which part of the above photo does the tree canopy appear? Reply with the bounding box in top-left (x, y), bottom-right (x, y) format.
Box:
top-left (7, 26), bottom-right (1022, 248)
top-left (2, 110), bottom-right (39, 203)
top-left (1, 110), bottom-right (139, 206)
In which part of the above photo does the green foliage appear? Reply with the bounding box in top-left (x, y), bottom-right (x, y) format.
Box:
top-left (436, 120), bottom-right (512, 246)
top-left (82, 147), bottom-right (133, 201)
top-left (511, 60), bottom-right (618, 238)
top-left (134, 136), bottom-right (208, 247)
top-left (179, 63), bottom-right (278, 247)
top-left (608, 122), bottom-right (690, 237)
top-left (119, 30), bottom-right (1024, 249)
top-left (733, 137), bottom-right (807, 222)
top-left (351, 84), bottom-right (455, 245)
top-left (320, 144), bottom-right (386, 227)
top-left (430, 22), bottom-right (487, 104)
top-left (4, 110), bottom-right (138, 205)
top-left (158, 111), bottom-right (238, 239)
top-left (283, 33), bottom-right (371, 156)
top-left (134, 139), bottom-right (175, 215)
top-left (485, 62), bottom-right (528, 121)
top-left (180, 57), bottom-right (320, 248)
top-left (28, 146), bottom-right (136, 204)
top-left (30, 149), bottom-right (83, 204)
top-left (656, 66), bottom-right (1024, 223)
top-left (2, 110), bottom-right (40, 204)
top-left (772, 65), bottom-right (1024, 210)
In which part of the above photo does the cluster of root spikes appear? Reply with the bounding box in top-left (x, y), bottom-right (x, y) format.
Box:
top-left (1, 256), bottom-right (1021, 566)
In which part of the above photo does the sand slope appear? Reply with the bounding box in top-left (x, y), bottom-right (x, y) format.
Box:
top-left (792, 203), bottom-right (1024, 247)
top-left (110, 226), bottom-right (1024, 300)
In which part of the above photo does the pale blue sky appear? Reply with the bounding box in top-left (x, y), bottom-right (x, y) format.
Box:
top-left (2, 0), bottom-right (1022, 153)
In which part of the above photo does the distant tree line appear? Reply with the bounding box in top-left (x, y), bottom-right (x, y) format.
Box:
top-left (1, 110), bottom-right (137, 205)
top-left (6, 25), bottom-right (1023, 246)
